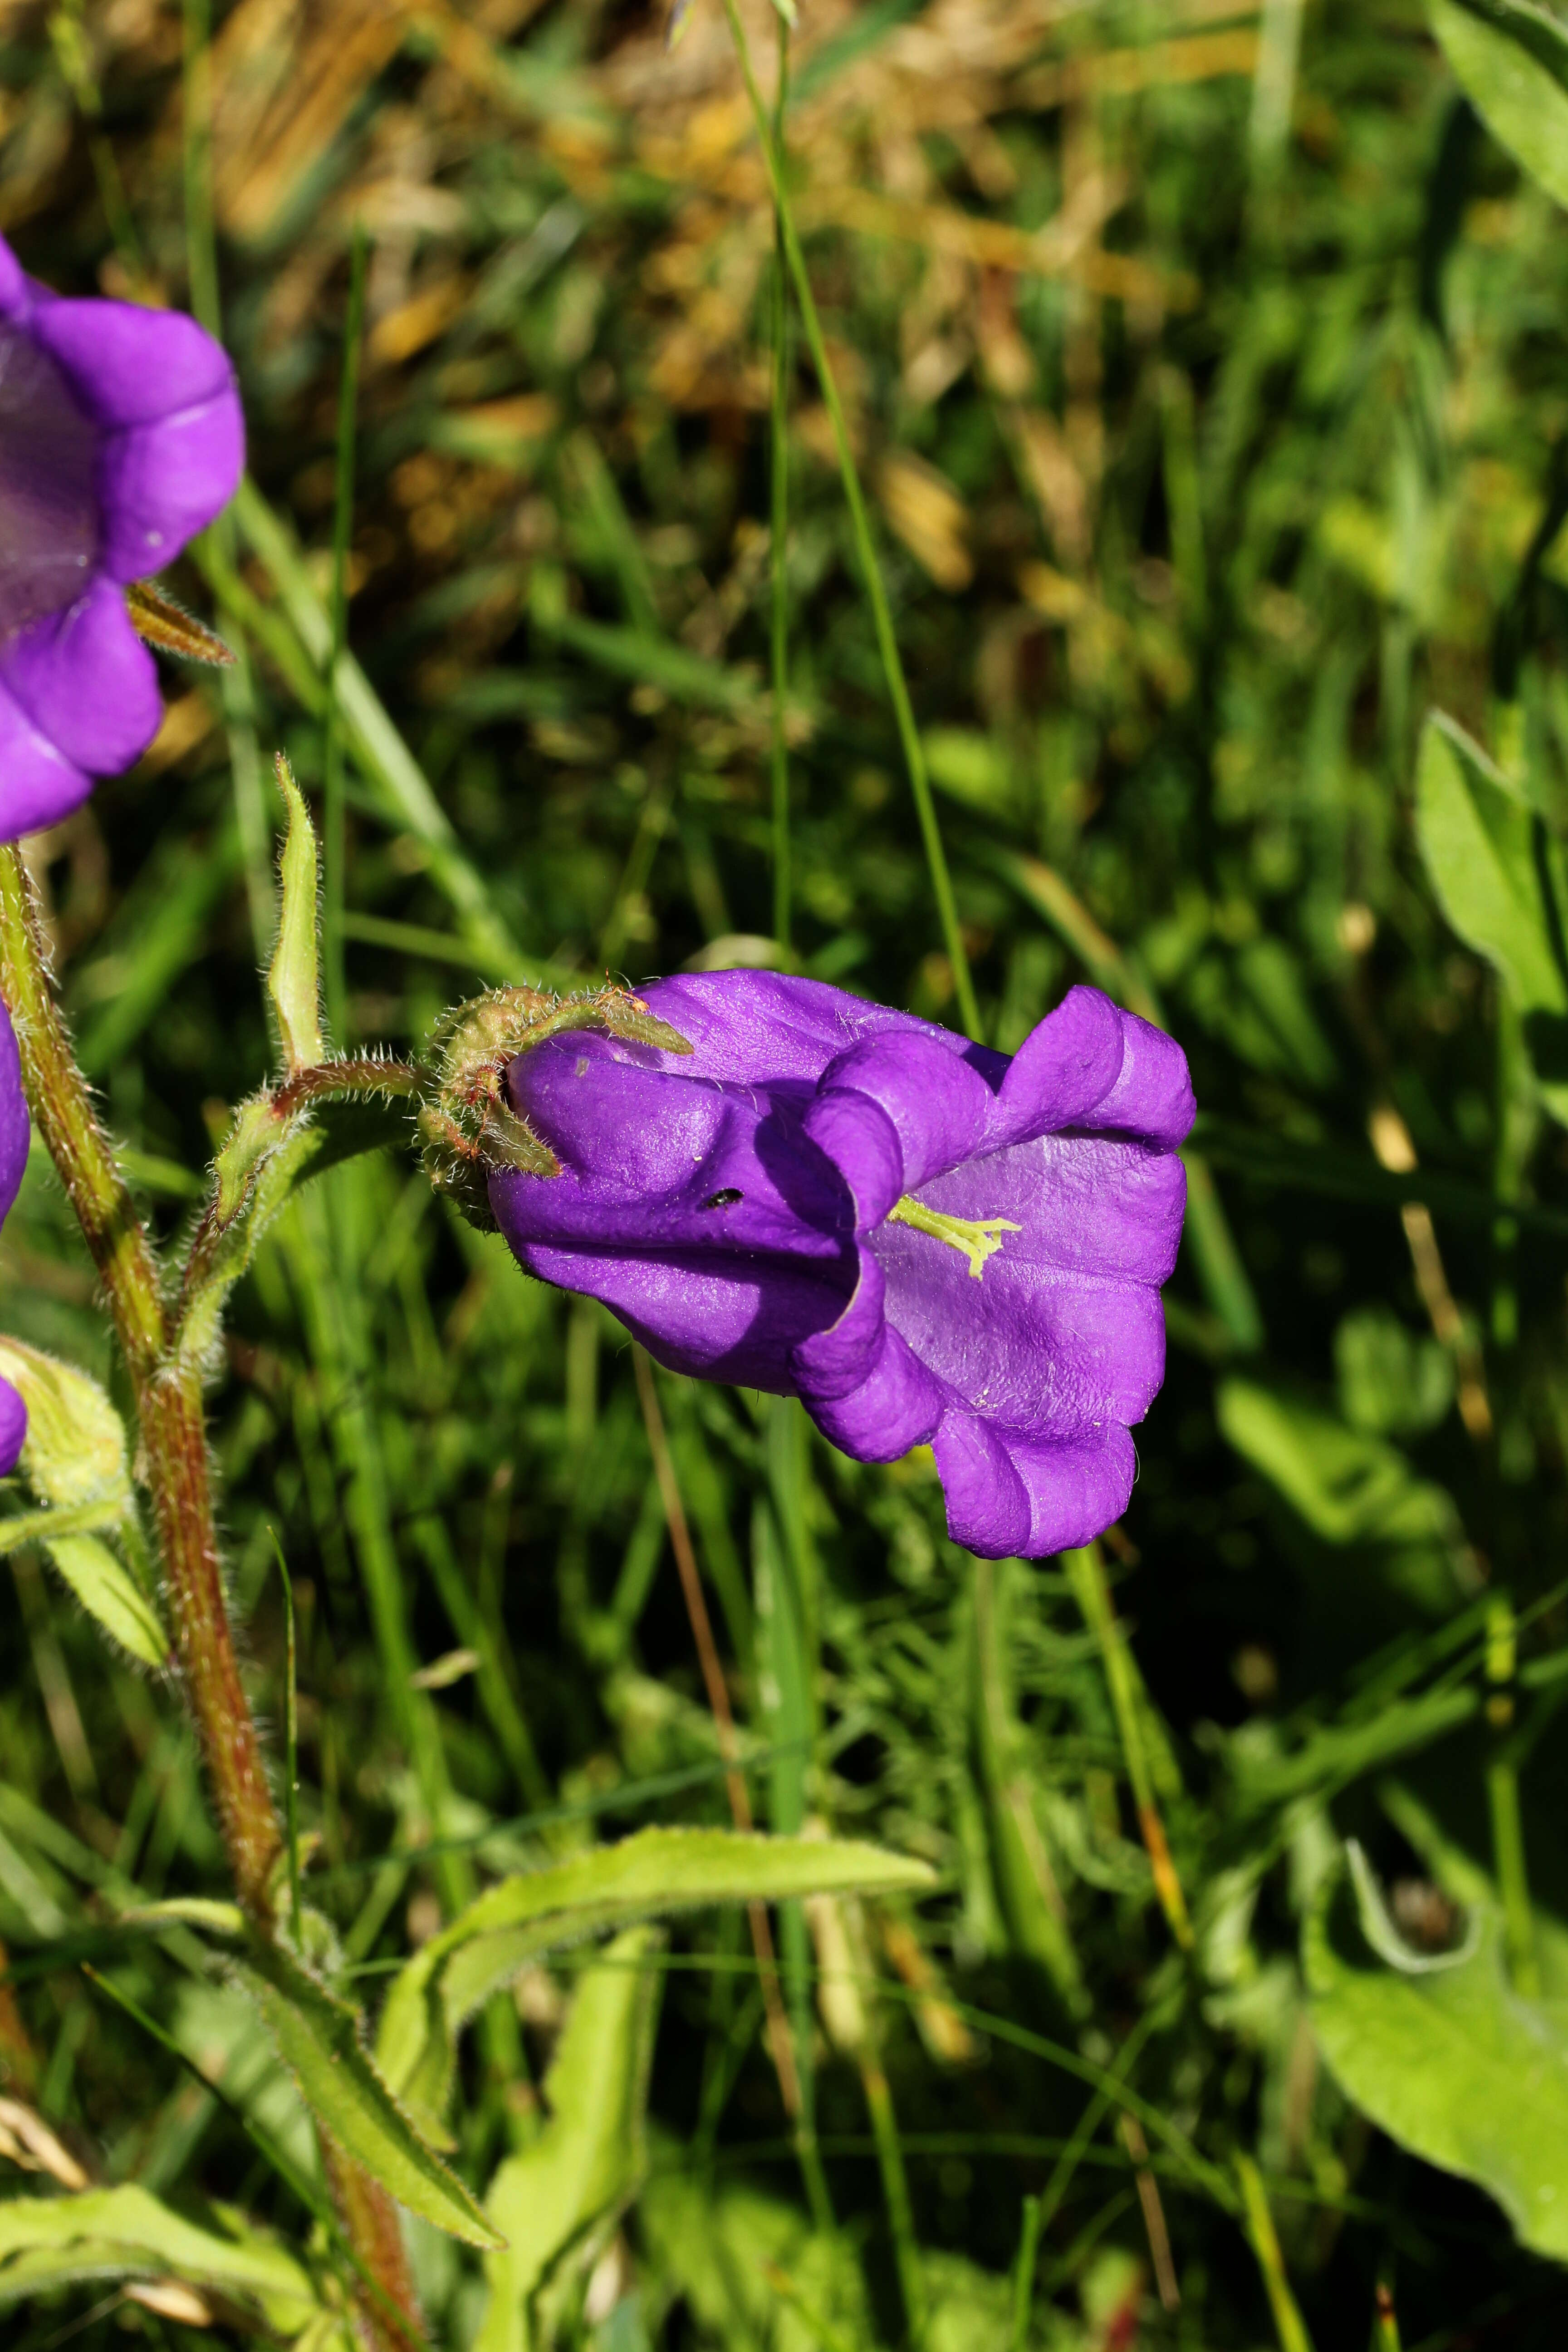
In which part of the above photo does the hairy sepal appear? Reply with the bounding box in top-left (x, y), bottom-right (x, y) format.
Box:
top-left (419, 982), bottom-right (691, 1230)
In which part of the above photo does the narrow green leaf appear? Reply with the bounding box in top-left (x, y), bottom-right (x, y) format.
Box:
top-left (270, 752), bottom-right (325, 1072)
top-left (46, 1534), bottom-right (168, 1670)
top-left (120, 1896), bottom-right (247, 1938)
top-left (1216, 1376), bottom-right (1470, 1617)
top-left (475, 1926), bottom-right (662, 2352)
top-left (1415, 710), bottom-right (1568, 1123)
top-left (231, 476), bottom-right (526, 976)
top-left (235, 1932), bottom-right (505, 2249)
top-left (1306, 1848), bottom-right (1568, 2261)
top-left (1223, 1686), bottom-right (1478, 1818)
top-left (0, 2182), bottom-right (326, 2334)
top-left (1431, 0), bottom-right (1568, 209)
top-left (376, 1826), bottom-right (935, 2141)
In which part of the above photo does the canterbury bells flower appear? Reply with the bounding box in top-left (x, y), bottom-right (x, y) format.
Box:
top-left (0, 999), bottom-right (29, 1472)
top-left (491, 974), bottom-right (1193, 1559)
top-left (0, 235), bottom-right (243, 837)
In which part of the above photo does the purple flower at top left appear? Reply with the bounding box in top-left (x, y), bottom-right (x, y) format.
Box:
top-left (0, 233), bottom-right (243, 839)
top-left (0, 998), bottom-right (28, 1473)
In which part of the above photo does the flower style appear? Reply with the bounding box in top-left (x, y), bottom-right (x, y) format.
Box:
top-left (0, 235), bottom-right (244, 839)
top-left (0, 998), bottom-right (28, 1472)
top-left (490, 973), bottom-right (1193, 1559)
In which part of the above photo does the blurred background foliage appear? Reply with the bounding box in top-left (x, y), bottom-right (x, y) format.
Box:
top-left (8, 0), bottom-right (1568, 2345)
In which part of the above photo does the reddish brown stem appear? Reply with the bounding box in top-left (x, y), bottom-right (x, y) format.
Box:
top-left (321, 2136), bottom-right (428, 2352)
top-left (140, 1369), bottom-right (279, 1911)
top-left (0, 847), bottom-right (425, 2352)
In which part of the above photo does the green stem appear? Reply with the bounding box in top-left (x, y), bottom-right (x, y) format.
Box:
top-left (862, 2054), bottom-right (926, 2347)
top-left (324, 224), bottom-right (370, 1044)
top-left (1485, 1591), bottom-right (1539, 1997)
top-left (769, 16), bottom-right (793, 953)
top-left (717, 0), bottom-right (980, 1039)
top-left (180, 0), bottom-right (219, 340)
top-left (285, 1184), bottom-right (452, 1845)
top-left (1063, 1544), bottom-right (1193, 1951)
top-left (1008, 2194), bottom-right (1043, 2352)
top-left (1236, 2155), bottom-right (1315, 2352)
top-left (273, 1534), bottom-right (304, 1948)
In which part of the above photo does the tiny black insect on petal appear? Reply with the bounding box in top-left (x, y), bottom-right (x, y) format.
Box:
top-left (701, 1188), bottom-right (744, 1209)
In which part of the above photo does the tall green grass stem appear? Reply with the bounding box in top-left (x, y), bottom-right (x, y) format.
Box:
top-left (863, 2053), bottom-right (927, 2347)
top-left (1237, 2154), bottom-right (1315, 2352)
top-left (181, 0), bottom-right (274, 956)
top-left (324, 225), bottom-right (370, 1043)
top-left (769, 16), bottom-right (793, 952)
top-left (1008, 2194), bottom-right (1044, 2352)
top-left (1063, 1544), bottom-right (1193, 1950)
top-left (272, 1532), bottom-right (304, 1948)
top-left (1485, 1592), bottom-right (1539, 1996)
top-left (719, 0), bottom-right (980, 1038)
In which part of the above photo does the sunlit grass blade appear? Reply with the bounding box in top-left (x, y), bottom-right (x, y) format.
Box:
top-left (718, 0), bottom-right (980, 1039)
top-left (324, 224), bottom-right (369, 1044)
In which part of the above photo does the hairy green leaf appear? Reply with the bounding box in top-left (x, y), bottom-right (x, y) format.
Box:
top-left (270, 754), bottom-right (325, 1071)
top-left (1431, 0), bottom-right (1568, 209)
top-left (475, 1926), bottom-right (662, 2352)
top-left (376, 1826), bottom-right (935, 2144)
top-left (234, 1933), bottom-right (504, 2249)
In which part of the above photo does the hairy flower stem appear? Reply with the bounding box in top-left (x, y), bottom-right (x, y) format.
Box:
top-left (0, 847), bottom-right (278, 1910)
top-left (0, 846), bottom-right (425, 2352)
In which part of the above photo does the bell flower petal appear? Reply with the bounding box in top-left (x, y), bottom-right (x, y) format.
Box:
top-left (490, 974), bottom-right (1192, 1559)
top-left (0, 234), bottom-right (243, 839)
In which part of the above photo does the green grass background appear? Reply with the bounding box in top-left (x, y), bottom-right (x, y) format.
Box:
top-left (4, 0), bottom-right (1568, 2345)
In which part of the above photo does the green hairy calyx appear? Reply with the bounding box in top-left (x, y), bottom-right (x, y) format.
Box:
top-left (417, 984), bottom-right (691, 1230)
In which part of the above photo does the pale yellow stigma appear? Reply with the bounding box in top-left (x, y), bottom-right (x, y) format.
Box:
top-left (886, 1194), bottom-right (1021, 1280)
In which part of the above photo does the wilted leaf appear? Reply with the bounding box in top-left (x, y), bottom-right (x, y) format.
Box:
top-left (877, 451), bottom-right (974, 593)
top-left (1306, 1847), bottom-right (1568, 2261)
top-left (234, 1933), bottom-right (503, 2249)
top-left (124, 580), bottom-right (235, 667)
top-left (1431, 0), bottom-right (1568, 210)
top-left (475, 1927), bottom-right (661, 2352)
top-left (376, 1827), bottom-right (935, 2145)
